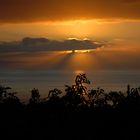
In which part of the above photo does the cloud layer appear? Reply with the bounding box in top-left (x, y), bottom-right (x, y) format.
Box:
top-left (0, 37), bottom-right (103, 52)
top-left (0, 0), bottom-right (140, 23)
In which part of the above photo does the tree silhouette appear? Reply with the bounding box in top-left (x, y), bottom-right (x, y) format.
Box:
top-left (3, 92), bottom-right (21, 106)
top-left (129, 88), bottom-right (139, 98)
top-left (75, 74), bottom-right (90, 96)
top-left (64, 85), bottom-right (82, 107)
top-left (29, 88), bottom-right (40, 104)
top-left (0, 85), bottom-right (11, 101)
top-left (127, 84), bottom-right (131, 96)
top-left (63, 74), bottom-right (90, 107)
top-left (88, 87), bottom-right (107, 107)
top-left (107, 91), bottom-right (125, 107)
top-left (48, 88), bottom-right (62, 101)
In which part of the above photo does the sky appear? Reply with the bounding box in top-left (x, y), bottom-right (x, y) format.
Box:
top-left (0, 0), bottom-right (140, 41)
top-left (0, 0), bottom-right (140, 70)
top-left (0, 0), bottom-right (140, 23)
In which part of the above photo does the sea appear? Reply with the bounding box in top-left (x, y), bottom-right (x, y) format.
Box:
top-left (0, 70), bottom-right (139, 102)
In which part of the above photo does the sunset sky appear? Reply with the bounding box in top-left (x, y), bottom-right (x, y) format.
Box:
top-left (0, 0), bottom-right (140, 70)
top-left (0, 0), bottom-right (140, 40)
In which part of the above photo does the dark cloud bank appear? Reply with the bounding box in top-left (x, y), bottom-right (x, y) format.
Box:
top-left (0, 0), bottom-right (140, 23)
top-left (0, 37), bottom-right (103, 53)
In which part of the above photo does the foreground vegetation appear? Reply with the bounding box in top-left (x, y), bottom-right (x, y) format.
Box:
top-left (0, 74), bottom-right (140, 139)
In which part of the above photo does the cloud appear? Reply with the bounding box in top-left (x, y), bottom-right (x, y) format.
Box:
top-left (0, 0), bottom-right (140, 23)
top-left (0, 37), bottom-right (103, 52)
top-left (0, 37), bottom-right (140, 71)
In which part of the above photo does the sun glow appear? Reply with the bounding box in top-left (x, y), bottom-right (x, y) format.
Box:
top-left (74, 70), bottom-right (85, 75)
top-left (64, 49), bottom-right (96, 54)
top-left (45, 20), bottom-right (98, 38)
top-left (74, 50), bottom-right (91, 53)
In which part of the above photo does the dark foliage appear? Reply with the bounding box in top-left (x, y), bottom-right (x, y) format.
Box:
top-left (0, 74), bottom-right (140, 140)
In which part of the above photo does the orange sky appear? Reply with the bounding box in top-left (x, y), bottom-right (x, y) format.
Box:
top-left (0, 0), bottom-right (140, 72)
top-left (0, 0), bottom-right (140, 23)
top-left (0, 20), bottom-right (140, 41)
top-left (0, 0), bottom-right (140, 41)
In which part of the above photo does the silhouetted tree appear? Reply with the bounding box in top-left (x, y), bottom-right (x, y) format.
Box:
top-left (88, 87), bottom-right (106, 107)
top-left (62, 74), bottom-right (90, 108)
top-left (127, 84), bottom-right (131, 96)
top-left (75, 74), bottom-right (90, 96)
top-left (48, 88), bottom-right (62, 101)
top-left (64, 85), bottom-right (83, 107)
top-left (29, 88), bottom-right (40, 104)
top-left (3, 92), bottom-right (21, 106)
top-left (108, 91), bottom-right (125, 107)
top-left (0, 85), bottom-right (11, 101)
top-left (129, 88), bottom-right (139, 98)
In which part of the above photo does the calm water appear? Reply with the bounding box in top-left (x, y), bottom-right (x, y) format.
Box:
top-left (0, 70), bottom-right (140, 102)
